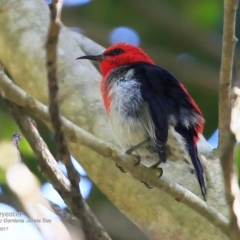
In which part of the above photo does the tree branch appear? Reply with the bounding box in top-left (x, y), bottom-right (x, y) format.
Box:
top-left (219, 0), bottom-right (237, 150)
top-left (218, 0), bottom-right (239, 238)
top-left (46, 1), bottom-right (99, 239)
top-left (49, 200), bottom-right (82, 228)
top-left (7, 101), bottom-right (111, 240)
top-left (0, 68), bottom-right (230, 236)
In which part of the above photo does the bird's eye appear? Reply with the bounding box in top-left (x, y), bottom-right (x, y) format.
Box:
top-left (113, 48), bottom-right (124, 55)
top-left (109, 48), bottom-right (124, 56)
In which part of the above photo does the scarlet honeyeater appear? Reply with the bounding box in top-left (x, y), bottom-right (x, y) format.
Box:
top-left (77, 43), bottom-right (206, 200)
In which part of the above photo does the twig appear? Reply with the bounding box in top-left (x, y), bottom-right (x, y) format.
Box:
top-left (218, 0), bottom-right (239, 238)
top-left (47, 0), bottom-right (70, 166)
top-left (219, 132), bottom-right (238, 239)
top-left (7, 102), bottom-right (111, 240)
top-left (0, 68), bottom-right (230, 236)
top-left (218, 0), bottom-right (237, 150)
top-left (49, 198), bottom-right (114, 239)
top-left (49, 200), bottom-right (82, 229)
top-left (46, 1), bottom-right (99, 239)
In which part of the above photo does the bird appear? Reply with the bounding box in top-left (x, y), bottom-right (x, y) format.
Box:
top-left (77, 42), bottom-right (206, 200)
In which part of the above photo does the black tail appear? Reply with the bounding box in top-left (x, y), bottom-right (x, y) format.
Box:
top-left (189, 147), bottom-right (207, 201)
top-left (175, 125), bottom-right (207, 200)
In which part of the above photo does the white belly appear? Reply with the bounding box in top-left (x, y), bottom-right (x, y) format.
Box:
top-left (108, 76), bottom-right (149, 148)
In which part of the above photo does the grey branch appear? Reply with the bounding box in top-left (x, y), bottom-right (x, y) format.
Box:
top-left (46, 1), bottom-right (99, 239)
top-left (7, 101), bottom-right (111, 240)
top-left (218, 0), bottom-right (240, 238)
top-left (0, 67), bottom-right (229, 236)
top-left (218, 0), bottom-right (238, 151)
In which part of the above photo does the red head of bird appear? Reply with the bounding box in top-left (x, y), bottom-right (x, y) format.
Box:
top-left (77, 42), bottom-right (206, 200)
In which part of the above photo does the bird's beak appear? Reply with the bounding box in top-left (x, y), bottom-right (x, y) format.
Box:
top-left (76, 54), bottom-right (104, 62)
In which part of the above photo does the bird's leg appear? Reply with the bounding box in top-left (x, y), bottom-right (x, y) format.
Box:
top-left (116, 153), bottom-right (141, 173)
top-left (126, 139), bottom-right (151, 166)
top-left (125, 139), bottom-right (150, 154)
top-left (151, 165), bottom-right (163, 178)
top-left (116, 139), bottom-right (150, 173)
top-left (118, 139), bottom-right (163, 189)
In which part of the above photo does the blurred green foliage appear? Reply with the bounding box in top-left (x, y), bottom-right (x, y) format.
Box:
top-left (0, 168), bottom-right (5, 184)
top-left (170, 0), bottom-right (222, 29)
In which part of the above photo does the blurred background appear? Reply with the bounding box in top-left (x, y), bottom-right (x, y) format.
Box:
top-left (0, 0), bottom-right (239, 239)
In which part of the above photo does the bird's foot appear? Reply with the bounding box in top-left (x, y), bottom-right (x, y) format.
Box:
top-left (140, 180), bottom-right (154, 189)
top-left (115, 163), bottom-right (128, 173)
top-left (116, 151), bottom-right (141, 173)
top-left (124, 140), bottom-right (150, 169)
top-left (152, 166), bottom-right (163, 178)
top-left (128, 153), bottom-right (141, 166)
top-left (141, 166), bottom-right (163, 189)
top-left (150, 159), bottom-right (163, 178)
top-left (125, 139), bottom-right (150, 154)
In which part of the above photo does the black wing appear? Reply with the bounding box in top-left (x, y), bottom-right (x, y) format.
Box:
top-left (139, 79), bottom-right (169, 163)
top-left (133, 62), bottom-right (188, 160)
top-left (128, 64), bottom-right (170, 162)
top-left (133, 63), bottom-right (206, 199)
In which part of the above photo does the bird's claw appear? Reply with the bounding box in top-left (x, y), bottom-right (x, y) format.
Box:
top-left (128, 153), bottom-right (141, 166)
top-left (125, 139), bottom-right (150, 154)
top-left (140, 167), bottom-right (163, 189)
top-left (116, 152), bottom-right (141, 173)
top-left (115, 163), bottom-right (128, 173)
top-left (153, 167), bottom-right (163, 178)
top-left (140, 180), bottom-right (154, 189)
